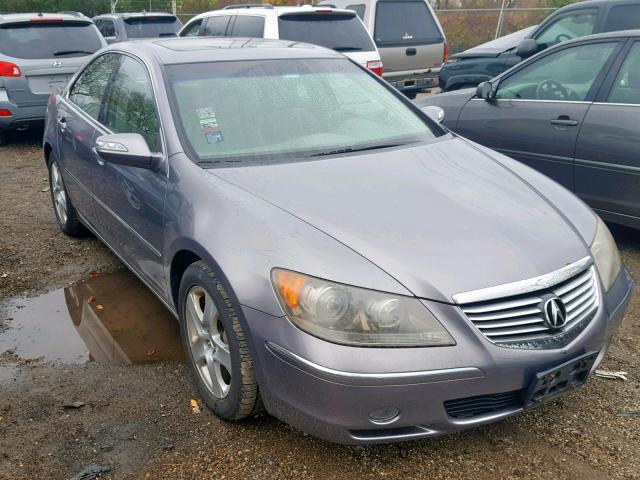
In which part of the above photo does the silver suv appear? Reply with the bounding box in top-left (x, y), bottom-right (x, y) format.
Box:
top-left (321, 0), bottom-right (447, 98)
top-left (0, 13), bottom-right (105, 144)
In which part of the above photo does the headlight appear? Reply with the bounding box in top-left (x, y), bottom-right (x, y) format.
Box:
top-left (271, 269), bottom-right (455, 347)
top-left (590, 216), bottom-right (621, 292)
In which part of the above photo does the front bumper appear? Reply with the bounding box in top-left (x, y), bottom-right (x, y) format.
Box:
top-left (243, 267), bottom-right (633, 444)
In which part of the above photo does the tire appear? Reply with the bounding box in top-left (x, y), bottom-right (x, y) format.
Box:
top-left (47, 153), bottom-right (87, 237)
top-left (404, 91), bottom-right (418, 100)
top-left (178, 260), bottom-right (263, 420)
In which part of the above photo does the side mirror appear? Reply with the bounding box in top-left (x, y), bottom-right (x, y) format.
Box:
top-left (94, 133), bottom-right (162, 171)
top-left (420, 105), bottom-right (445, 124)
top-left (516, 38), bottom-right (539, 59)
top-left (476, 81), bottom-right (495, 100)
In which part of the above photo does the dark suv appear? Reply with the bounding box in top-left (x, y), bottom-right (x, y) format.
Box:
top-left (93, 12), bottom-right (182, 43)
top-left (0, 13), bottom-right (105, 144)
top-left (439, 0), bottom-right (640, 92)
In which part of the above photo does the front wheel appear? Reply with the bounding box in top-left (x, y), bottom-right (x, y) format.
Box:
top-left (178, 261), bottom-right (263, 420)
top-left (48, 154), bottom-right (86, 237)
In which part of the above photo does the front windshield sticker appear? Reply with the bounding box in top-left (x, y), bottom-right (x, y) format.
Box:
top-left (196, 107), bottom-right (224, 144)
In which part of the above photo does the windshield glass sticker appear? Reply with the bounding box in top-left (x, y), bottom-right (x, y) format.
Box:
top-left (196, 107), bottom-right (224, 144)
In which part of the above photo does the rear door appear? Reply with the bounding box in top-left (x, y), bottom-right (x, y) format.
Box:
top-left (372, 0), bottom-right (444, 74)
top-left (574, 40), bottom-right (640, 226)
top-left (456, 40), bottom-right (619, 190)
top-left (0, 20), bottom-right (104, 107)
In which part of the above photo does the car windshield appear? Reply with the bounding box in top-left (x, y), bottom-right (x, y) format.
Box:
top-left (123, 16), bottom-right (181, 38)
top-left (277, 13), bottom-right (376, 52)
top-left (166, 58), bottom-right (444, 166)
top-left (0, 21), bottom-right (103, 59)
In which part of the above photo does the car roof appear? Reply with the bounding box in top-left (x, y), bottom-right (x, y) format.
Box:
top-left (94, 12), bottom-right (177, 20)
top-left (109, 36), bottom-right (344, 65)
top-left (557, 0), bottom-right (640, 10)
top-left (0, 12), bottom-right (93, 24)
top-left (192, 5), bottom-right (357, 20)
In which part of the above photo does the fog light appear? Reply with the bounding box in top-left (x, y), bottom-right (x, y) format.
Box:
top-left (368, 407), bottom-right (400, 425)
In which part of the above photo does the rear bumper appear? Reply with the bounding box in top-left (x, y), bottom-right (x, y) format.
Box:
top-left (243, 267), bottom-right (633, 445)
top-left (0, 99), bottom-right (47, 131)
top-left (384, 72), bottom-right (440, 93)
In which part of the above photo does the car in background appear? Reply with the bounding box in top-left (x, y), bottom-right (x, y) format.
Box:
top-left (179, 6), bottom-right (383, 78)
top-left (0, 12), bottom-right (105, 145)
top-left (93, 12), bottom-right (182, 43)
top-left (439, 0), bottom-right (640, 92)
top-left (44, 36), bottom-right (632, 445)
top-left (319, 0), bottom-right (447, 98)
top-left (420, 30), bottom-right (640, 230)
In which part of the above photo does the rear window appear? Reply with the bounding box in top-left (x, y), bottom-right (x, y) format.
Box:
top-left (0, 21), bottom-right (103, 59)
top-left (374, 1), bottom-right (442, 47)
top-left (277, 13), bottom-right (376, 52)
top-left (123, 16), bottom-right (182, 39)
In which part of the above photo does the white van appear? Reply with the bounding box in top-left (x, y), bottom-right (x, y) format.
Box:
top-left (320, 0), bottom-right (448, 98)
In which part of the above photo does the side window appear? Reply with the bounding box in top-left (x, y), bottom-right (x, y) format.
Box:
top-left (202, 15), bottom-right (231, 36)
top-left (181, 19), bottom-right (202, 37)
top-left (103, 56), bottom-right (161, 151)
top-left (496, 42), bottom-right (616, 101)
top-left (230, 15), bottom-right (265, 38)
top-left (68, 53), bottom-right (121, 121)
top-left (347, 4), bottom-right (366, 20)
top-left (607, 43), bottom-right (640, 105)
top-left (103, 20), bottom-right (116, 38)
top-left (603, 4), bottom-right (640, 32)
top-left (535, 11), bottom-right (597, 48)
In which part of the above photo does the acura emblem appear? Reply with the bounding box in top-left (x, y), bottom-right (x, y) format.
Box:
top-left (52, 61), bottom-right (63, 68)
top-left (542, 296), bottom-right (567, 330)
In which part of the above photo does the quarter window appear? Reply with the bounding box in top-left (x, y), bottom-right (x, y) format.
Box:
top-left (103, 56), bottom-right (161, 151)
top-left (202, 15), bottom-right (231, 36)
top-left (496, 42), bottom-right (616, 102)
top-left (535, 12), bottom-right (596, 48)
top-left (603, 4), bottom-right (640, 32)
top-left (181, 19), bottom-right (202, 37)
top-left (607, 43), bottom-right (640, 105)
top-left (230, 15), bottom-right (265, 37)
top-left (68, 53), bottom-right (121, 121)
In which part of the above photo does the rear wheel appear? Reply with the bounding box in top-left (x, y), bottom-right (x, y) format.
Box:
top-left (48, 154), bottom-right (86, 237)
top-left (0, 130), bottom-right (6, 146)
top-left (178, 261), bottom-right (262, 420)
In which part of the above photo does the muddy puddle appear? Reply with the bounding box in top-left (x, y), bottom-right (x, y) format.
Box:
top-left (0, 271), bottom-right (185, 366)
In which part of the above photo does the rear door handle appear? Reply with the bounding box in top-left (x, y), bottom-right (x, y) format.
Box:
top-left (550, 116), bottom-right (578, 127)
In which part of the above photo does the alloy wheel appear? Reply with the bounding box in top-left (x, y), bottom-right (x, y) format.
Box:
top-left (185, 285), bottom-right (232, 398)
top-left (50, 161), bottom-right (67, 225)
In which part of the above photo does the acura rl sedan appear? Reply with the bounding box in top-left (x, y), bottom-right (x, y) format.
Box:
top-left (44, 37), bottom-right (633, 444)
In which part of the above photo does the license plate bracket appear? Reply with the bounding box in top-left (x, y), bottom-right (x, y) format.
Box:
top-left (524, 351), bottom-right (598, 409)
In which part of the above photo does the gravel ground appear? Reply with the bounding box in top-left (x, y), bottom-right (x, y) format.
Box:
top-left (0, 132), bottom-right (638, 480)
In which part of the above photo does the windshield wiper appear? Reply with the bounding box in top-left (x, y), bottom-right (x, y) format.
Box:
top-left (332, 46), bottom-right (363, 52)
top-left (310, 143), bottom-right (406, 157)
top-left (53, 50), bottom-right (95, 56)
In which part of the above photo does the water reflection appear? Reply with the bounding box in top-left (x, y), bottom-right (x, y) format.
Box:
top-left (0, 271), bottom-right (184, 365)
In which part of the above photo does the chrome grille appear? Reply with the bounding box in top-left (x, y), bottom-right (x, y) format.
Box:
top-left (460, 266), bottom-right (599, 348)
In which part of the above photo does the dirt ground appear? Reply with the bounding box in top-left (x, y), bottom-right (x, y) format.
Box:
top-left (0, 131), bottom-right (639, 480)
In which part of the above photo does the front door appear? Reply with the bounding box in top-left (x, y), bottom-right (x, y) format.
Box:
top-left (91, 54), bottom-right (168, 293)
top-left (59, 53), bottom-right (121, 224)
top-left (575, 40), bottom-right (640, 226)
top-left (457, 40), bottom-right (619, 190)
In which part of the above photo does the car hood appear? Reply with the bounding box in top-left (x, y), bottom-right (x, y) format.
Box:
top-left (453, 25), bottom-right (537, 59)
top-left (211, 137), bottom-right (589, 303)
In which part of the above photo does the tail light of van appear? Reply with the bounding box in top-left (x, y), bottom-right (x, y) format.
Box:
top-left (0, 109), bottom-right (12, 117)
top-left (443, 42), bottom-right (449, 64)
top-left (367, 61), bottom-right (384, 77)
top-left (0, 61), bottom-right (21, 78)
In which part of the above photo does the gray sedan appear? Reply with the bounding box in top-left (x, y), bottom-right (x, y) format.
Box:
top-left (44, 37), bottom-right (632, 444)
top-left (421, 30), bottom-right (640, 230)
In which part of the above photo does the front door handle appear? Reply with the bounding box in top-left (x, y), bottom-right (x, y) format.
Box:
top-left (550, 116), bottom-right (578, 127)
